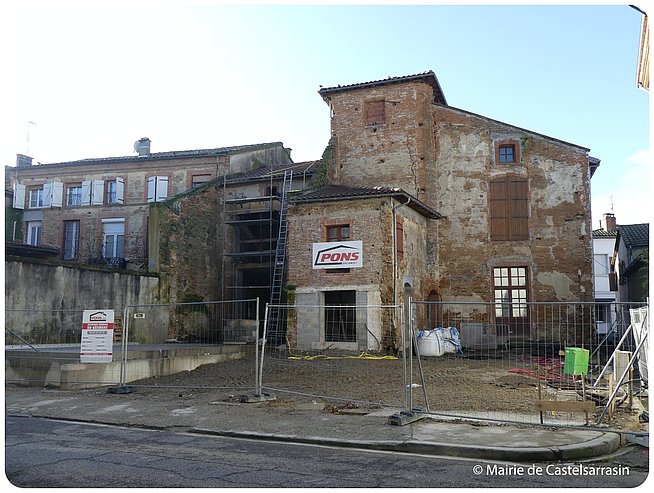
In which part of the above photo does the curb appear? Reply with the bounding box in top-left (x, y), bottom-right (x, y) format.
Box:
top-left (190, 428), bottom-right (623, 462)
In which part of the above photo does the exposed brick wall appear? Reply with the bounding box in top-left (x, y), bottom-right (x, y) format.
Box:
top-left (325, 80), bottom-right (594, 306)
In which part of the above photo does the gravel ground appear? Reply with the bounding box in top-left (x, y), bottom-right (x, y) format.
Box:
top-left (131, 349), bottom-right (589, 416)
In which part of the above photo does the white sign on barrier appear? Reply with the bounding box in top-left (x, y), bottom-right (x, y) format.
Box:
top-left (80, 310), bottom-right (114, 363)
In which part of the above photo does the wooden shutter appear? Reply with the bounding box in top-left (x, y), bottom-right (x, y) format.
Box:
top-left (490, 179), bottom-right (509, 240)
top-left (490, 176), bottom-right (528, 241)
top-left (51, 182), bottom-right (63, 207)
top-left (91, 180), bottom-right (104, 205)
top-left (396, 216), bottom-right (404, 260)
top-left (13, 184), bottom-right (25, 209)
top-left (508, 177), bottom-right (528, 240)
top-left (115, 177), bottom-right (125, 204)
top-left (158, 176), bottom-right (168, 201)
top-left (81, 181), bottom-right (92, 205)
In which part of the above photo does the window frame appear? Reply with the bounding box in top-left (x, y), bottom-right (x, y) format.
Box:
top-left (26, 221), bottom-right (42, 246)
top-left (494, 139), bottom-right (521, 165)
top-left (66, 184), bottom-right (83, 207)
top-left (63, 220), bottom-right (80, 260)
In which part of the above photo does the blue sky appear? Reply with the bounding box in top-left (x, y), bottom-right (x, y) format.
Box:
top-left (0, 1), bottom-right (650, 228)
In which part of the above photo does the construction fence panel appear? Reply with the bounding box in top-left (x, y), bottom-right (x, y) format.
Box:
top-left (5, 308), bottom-right (117, 388)
top-left (409, 301), bottom-right (648, 427)
top-left (259, 304), bottom-right (406, 408)
top-left (121, 299), bottom-right (259, 390)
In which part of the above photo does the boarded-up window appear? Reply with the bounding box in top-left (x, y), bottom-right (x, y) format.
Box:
top-left (490, 176), bottom-right (528, 241)
top-left (365, 100), bottom-right (385, 126)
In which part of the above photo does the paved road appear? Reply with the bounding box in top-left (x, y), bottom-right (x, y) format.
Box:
top-left (4, 416), bottom-right (648, 488)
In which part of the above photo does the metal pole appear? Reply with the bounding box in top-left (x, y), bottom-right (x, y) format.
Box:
top-left (596, 329), bottom-right (648, 424)
top-left (254, 298), bottom-right (261, 395)
top-left (120, 306), bottom-right (129, 387)
top-left (258, 303), bottom-right (271, 395)
top-left (401, 303), bottom-right (408, 411)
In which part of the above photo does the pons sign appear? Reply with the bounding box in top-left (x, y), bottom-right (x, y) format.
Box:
top-left (312, 241), bottom-right (363, 269)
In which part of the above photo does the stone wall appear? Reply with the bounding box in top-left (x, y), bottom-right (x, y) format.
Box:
top-left (149, 181), bottom-right (224, 309)
top-left (5, 258), bottom-right (162, 343)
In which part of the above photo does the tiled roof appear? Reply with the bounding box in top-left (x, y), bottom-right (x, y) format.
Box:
top-left (592, 228), bottom-right (618, 238)
top-left (617, 223), bottom-right (649, 247)
top-left (290, 184), bottom-right (443, 219)
top-left (29, 142), bottom-right (287, 168)
top-left (318, 70), bottom-right (447, 105)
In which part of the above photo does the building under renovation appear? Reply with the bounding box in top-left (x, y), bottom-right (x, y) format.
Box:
top-left (6, 71), bottom-right (598, 352)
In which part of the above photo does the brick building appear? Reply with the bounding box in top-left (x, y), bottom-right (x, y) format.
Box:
top-left (7, 139), bottom-right (293, 272)
top-left (285, 71), bottom-right (597, 350)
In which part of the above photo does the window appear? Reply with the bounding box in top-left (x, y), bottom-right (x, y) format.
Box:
top-left (489, 175), bottom-right (528, 241)
top-left (29, 188), bottom-right (45, 208)
top-left (498, 145), bottom-right (515, 163)
top-left (63, 220), bottom-right (80, 260)
top-left (191, 174), bottom-right (212, 189)
top-left (493, 267), bottom-right (528, 318)
top-left (26, 221), bottom-right (42, 246)
top-left (325, 224), bottom-right (351, 273)
top-left (365, 100), bottom-right (385, 126)
top-left (594, 254), bottom-right (609, 276)
top-left (107, 178), bottom-right (125, 204)
top-left (66, 184), bottom-right (83, 206)
top-left (29, 183), bottom-right (63, 209)
top-left (102, 219), bottom-right (125, 258)
top-left (495, 139), bottom-right (521, 165)
top-left (324, 290), bottom-right (357, 343)
top-left (327, 224), bottom-right (351, 242)
top-left (147, 176), bottom-right (169, 202)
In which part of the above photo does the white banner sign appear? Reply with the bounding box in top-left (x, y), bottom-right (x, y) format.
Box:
top-left (312, 240), bottom-right (363, 269)
top-left (80, 310), bottom-right (115, 363)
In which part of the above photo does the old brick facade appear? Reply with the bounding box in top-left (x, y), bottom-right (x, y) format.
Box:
top-left (285, 71), bottom-right (595, 349)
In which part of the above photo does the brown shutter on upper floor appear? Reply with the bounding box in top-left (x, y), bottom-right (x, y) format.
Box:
top-left (490, 179), bottom-right (509, 240)
top-left (490, 176), bottom-right (528, 241)
top-left (508, 177), bottom-right (528, 240)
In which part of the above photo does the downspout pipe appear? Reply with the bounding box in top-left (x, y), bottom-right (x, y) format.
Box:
top-left (392, 197), bottom-right (411, 307)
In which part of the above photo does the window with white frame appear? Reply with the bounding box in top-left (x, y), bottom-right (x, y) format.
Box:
top-left (106, 178), bottom-right (125, 204)
top-left (66, 184), bottom-right (83, 206)
top-left (102, 219), bottom-right (125, 258)
top-left (28, 183), bottom-right (63, 209)
top-left (29, 188), bottom-right (45, 208)
top-left (594, 254), bottom-right (609, 276)
top-left (26, 221), bottom-right (42, 246)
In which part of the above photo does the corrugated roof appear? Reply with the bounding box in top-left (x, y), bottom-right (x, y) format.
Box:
top-left (617, 223), bottom-right (649, 247)
top-left (223, 160), bottom-right (319, 184)
top-left (290, 184), bottom-right (443, 219)
top-left (29, 142), bottom-right (287, 168)
top-left (318, 70), bottom-right (447, 105)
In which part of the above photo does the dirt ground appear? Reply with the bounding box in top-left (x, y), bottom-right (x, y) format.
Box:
top-left (130, 349), bottom-right (647, 429)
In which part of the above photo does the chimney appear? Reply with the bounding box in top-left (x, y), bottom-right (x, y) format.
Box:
top-left (603, 213), bottom-right (617, 232)
top-left (134, 137), bottom-right (151, 157)
top-left (16, 154), bottom-right (33, 167)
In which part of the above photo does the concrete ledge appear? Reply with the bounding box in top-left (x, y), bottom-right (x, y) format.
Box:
top-left (5, 344), bottom-right (250, 390)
